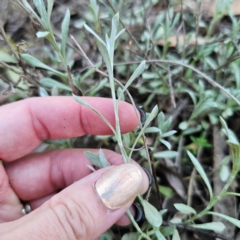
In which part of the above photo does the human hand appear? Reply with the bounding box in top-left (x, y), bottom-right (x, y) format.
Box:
top-left (0, 96), bottom-right (149, 240)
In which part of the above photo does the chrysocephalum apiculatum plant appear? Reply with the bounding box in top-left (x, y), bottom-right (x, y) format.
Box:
top-left (13, 0), bottom-right (240, 239)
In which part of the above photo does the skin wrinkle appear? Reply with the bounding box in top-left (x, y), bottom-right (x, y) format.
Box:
top-left (28, 100), bottom-right (50, 141)
top-left (49, 152), bottom-right (65, 192)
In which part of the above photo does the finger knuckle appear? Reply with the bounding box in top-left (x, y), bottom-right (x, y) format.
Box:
top-left (49, 195), bottom-right (95, 240)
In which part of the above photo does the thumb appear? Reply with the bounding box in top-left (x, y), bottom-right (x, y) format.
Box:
top-left (2, 164), bottom-right (147, 240)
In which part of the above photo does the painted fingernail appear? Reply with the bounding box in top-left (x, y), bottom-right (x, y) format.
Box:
top-left (96, 164), bottom-right (143, 210)
top-left (141, 167), bottom-right (153, 187)
top-left (133, 202), bottom-right (144, 222)
top-left (136, 106), bottom-right (146, 124)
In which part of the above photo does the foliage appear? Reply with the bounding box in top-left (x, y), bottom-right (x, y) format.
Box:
top-left (1, 0), bottom-right (240, 239)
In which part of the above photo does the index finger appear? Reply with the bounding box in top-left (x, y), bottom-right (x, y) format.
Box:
top-left (0, 96), bottom-right (139, 161)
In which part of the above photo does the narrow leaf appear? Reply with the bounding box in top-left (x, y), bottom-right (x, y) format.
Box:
top-left (33, 0), bottom-right (48, 28)
top-left (121, 233), bottom-right (141, 240)
top-left (162, 130), bottom-right (177, 137)
top-left (154, 227), bottom-right (166, 240)
top-left (172, 229), bottom-right (180, 240)
top-left (40, 77), bottom-right (71, 91)
top-left (143, 105), bottom-right (158, 127)
top-left (207, 211), bottom-right (240, 228)
top-left (109, 13), bottom-right (119, 60)
top-left (144, 127), bottom-right (160, 133)
top-left (120, 61), bottom-right (146, 96)
top-left (38, 87), bottom-right (49, 96)
top-left (157, 112), bottom-right (165, 130)
top-left (72, 94), bottom-right (91, 107)
top-left (174, 203), bottom-right (196, 215)
top-left (191, 222), bottom-right (225, 233)
top-left (21, 54), bottom-right (67, 79)
top-left (61, 9), bottom-right (70, 60)
top-left (84, 24), bottom-right (106, 46)
top-left (154, 151), bottom-right (178, 159)
top-left (142, 199), bottom-right (162, 227)
top-left (161, 226), bottom-right (175, 237)
top-left (160, 139), bottom-right (171, 150)
top-left (99, 149), bottom-right (111, 167)
top-left (36, 31), bottom-right (49, 38)
top-left (187, 151), bottom-right (213, 199)
top-left (22, 0), bottom-right (43, 26)
top-left (47, 0), bottom-right (54, 21)
top-left (115, 28), bottom-right (126, 41)
top-left (84, 151), bottom-right (102, 168)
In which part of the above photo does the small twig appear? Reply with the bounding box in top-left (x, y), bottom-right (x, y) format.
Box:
top-left (167, 65), bottom-right (176, 108)
top-left (215, 55), bottom-right (240, 71)
top-left (162, 222), bottom-right (234, 240)
top-left (67, 65), bottom-right (83, 96)
top-left (0, 61), bottom-right (22, 75)
top-left (114, 59), bottom-right (240, 107)
top-left (232, 41), bottom-right (240, 56)
top-left (105, 0), bottom-right (169, 87)
top-left (0, 26), bottom-right (19, 60)
top-left (148, 148), bottom-right (162, 209)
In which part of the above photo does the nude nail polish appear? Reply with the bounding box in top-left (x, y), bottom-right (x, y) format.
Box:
top-left (95, 164), bottom-right (143, 210)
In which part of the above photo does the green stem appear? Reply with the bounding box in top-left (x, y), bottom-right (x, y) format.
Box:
top-left (186, 169), bottom-right (238, 223)
top-left (126, 210), bottom-right (151, 240)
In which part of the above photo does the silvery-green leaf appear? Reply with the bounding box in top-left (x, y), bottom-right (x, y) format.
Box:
top-left (160, 139), bottom-right (171, 150)
top-left (21, 54), bottom-right (67, 79)
top-left (84, 151), bottom-right (102, 168)
top-left (154, 151), bottom-right (178, 159)
top-left (40, 77), bottom-right (71, 91)
top-left (51, 86), bottom-right (58, 96)
top-left (142, 199), bottom-right (162, 227)
top-left (172, 229), bottom-right (180, 240)
top-left (89, 0), bottom-right (99, 19)
top-left (33, 0), bottom-right (48, 28)
top-left (162, 117), bottom-right (172, 133)
top-left (61, 9), bottom-right (70, 60)
top-left (143, 105), bottom-right (158, 127)
top-left (162, 130), bottom-right (177, 138)
top-left (109, 13), bottom-right (119, 58)
top-left (144, 127), bottom-right (160, 133)
top-left (220, 116), bottom-right (239, 144)
top-left (191, 222), bottom-right (225, 233)
top-left (36, 31), bottom-right (49, 38)
top-left (99, 149), bottom-right (111, 167)
top-left (72, 94), bottom-right (91, 107)
top-left (123, 133), bottom-right (130, 147)
top-left (84, 24), bottom-right (106, 46)
top-left (161, 225), bottom-right (175, 237)
top-left (174, 203), bottom-right (196, 215)
top-left (115, 28), bottom-right (126, 41)
top-left (207, 212), bottom-right (240, 228)
top-left (38, 87), bottom-right (49, 97)
top-left (179, 121), bottom-right (188, 130)
top-left (22, 0), bottom-right (43, 26)
top-left (47, 0), bottom-right (54, 21)
top-left (121, 233), bottom-right (141, 240)
top-left (154, 227), bottom-right (166, 240)
top-left (120, 61), bottom-right (146, 96)
top-left (220, 164), bottom-right (230, 182)
top-left (157, 112), bottom-right (165, 129)
top-left (187, 151), bottom-right (213, 199)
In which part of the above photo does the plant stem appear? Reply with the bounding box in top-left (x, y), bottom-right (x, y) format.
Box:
top-left (126, 210), bottom-right (151, 240)
top-left (186, 169), bottom-right (238, 223)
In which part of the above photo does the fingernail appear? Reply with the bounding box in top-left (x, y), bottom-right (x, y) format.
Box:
top-left (136, 106), bottom-right (146, 124)
top-left (96, 164), bottom-right (143, 210)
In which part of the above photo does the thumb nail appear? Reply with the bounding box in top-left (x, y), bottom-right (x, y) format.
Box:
top-left (95, 164), bottom-right (143, 210)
